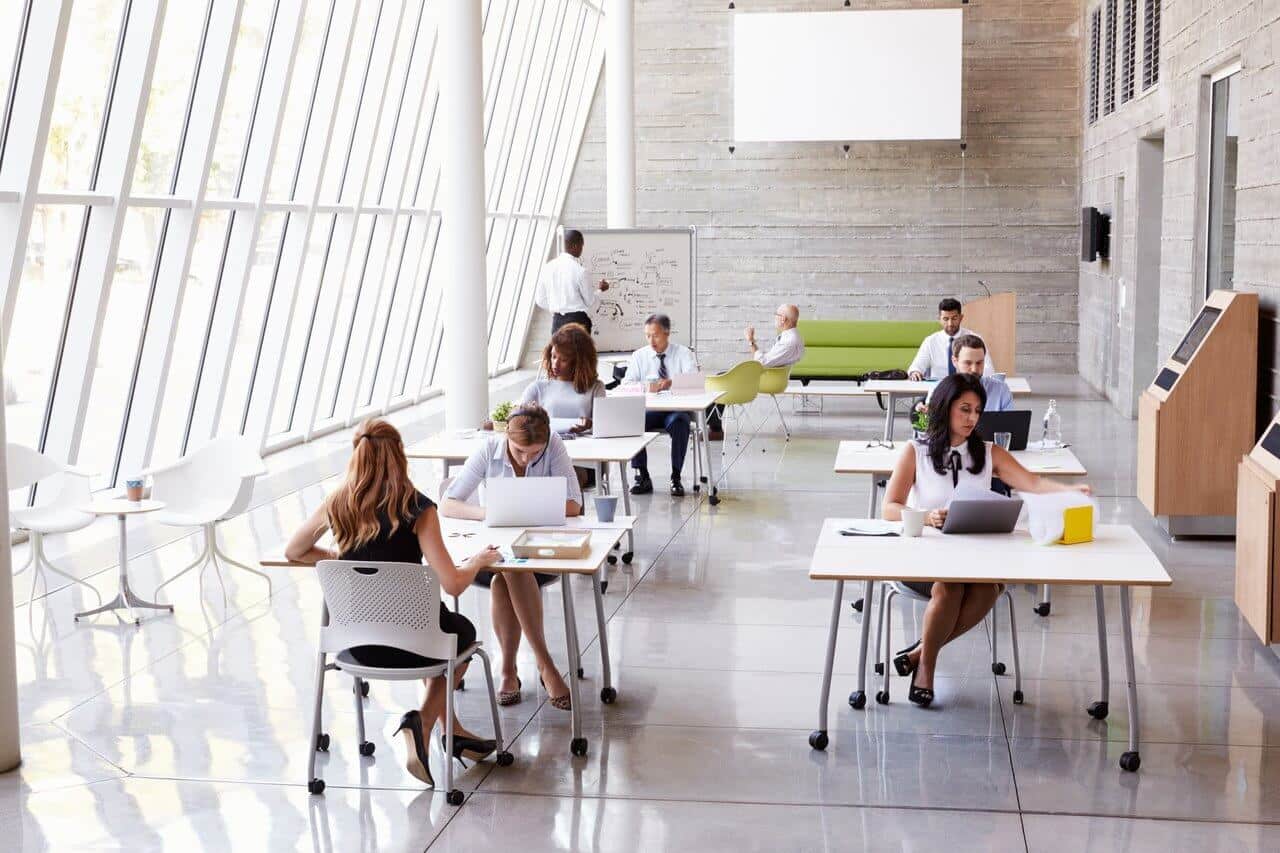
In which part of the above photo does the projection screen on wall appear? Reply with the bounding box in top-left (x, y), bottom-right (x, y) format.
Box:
top-left (733, 9), bottom-right (963, 142)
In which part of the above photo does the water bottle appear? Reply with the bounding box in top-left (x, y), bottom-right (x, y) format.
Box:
top-left (1042, 399), bottom-right (1062, 447)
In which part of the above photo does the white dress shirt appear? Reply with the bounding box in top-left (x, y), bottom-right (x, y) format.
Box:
top-left (908, 328), bottom-right (997, 379)
top-left (534, 252), bottom-right (597, 315)
top-left (754, 327), bottom-right (806, 368)
top-left (623, 342), bottom-right (698, 382)
top-left (443, 433), bottom-right (583, 507)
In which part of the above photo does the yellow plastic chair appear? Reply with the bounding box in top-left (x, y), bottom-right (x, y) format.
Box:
top-left (705, 360), bottom-right (764, 454)
top-left (758, 366), bottom-right (792, 442)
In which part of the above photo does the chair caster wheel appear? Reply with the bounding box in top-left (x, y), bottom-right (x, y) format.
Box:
top-left (495, 751), bottom-right (514, 766)
top-left (700, 476), bottom-right (708, 484)
top-left (848, 690), bottom-right (866, 710)
top-left (315, 733), bottom-right (330, 752)
top-left (992, 662), bottom-right (1006, 676)
top-left (808, 730), bottom-right (829, 750)
top-left (446, 789), bottom-right (465, 806)
top-left (354, 680), bottom-right (369, 698)
top-left (1086, 701), bottom-right (1109, 720)
top-left (576, 667), bottom-right (585, 679)
top-left (1119, 751), bottom-right (1140, 772)
top-left (570, 738), bottom-right (588, 756)
top-left (709, 494), bottom-right (721, 506)
top-left (601, 581), bottom-right (609, 594)
top-left (1012, 690), bottom-right (1024, 704)
top-left (852, 598), bottom-right (864, 613)
top-left (622, 552), bottom-right (633, 564)
top-left (875, 690), bottom-right (890, 705)
top-left (874, 662), bottom-right (884, 676)
top-left (308, 778), bottom-right (325, 795)
top-left (359, 741), bottom-right (375, 757)
top-left (608, 555), bottom-right (617, 565)
top-left (1034, 602), bottom-right (1051, 617)
top-left (600, 687), bottom-right (617, 703)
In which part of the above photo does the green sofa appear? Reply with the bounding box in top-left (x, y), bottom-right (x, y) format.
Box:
top-left (792, 320), bottom-right (938, 383)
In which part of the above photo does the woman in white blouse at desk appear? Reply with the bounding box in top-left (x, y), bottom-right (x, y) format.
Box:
top-left (520, 322), bottom-right (606, 434)
top-left (440, 405), bottom-right (582, 711)
top-left (881, 373), bottom-right (1090, 708)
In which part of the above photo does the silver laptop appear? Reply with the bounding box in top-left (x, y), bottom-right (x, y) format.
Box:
top-left (592, 395), bottom-right (646, 438)
top-left (484, 477), bottom-right (568, 527)
top-left (941, 498), bottom-right (1024, 534)
top-left (670, 371), bottom-right (706, 393)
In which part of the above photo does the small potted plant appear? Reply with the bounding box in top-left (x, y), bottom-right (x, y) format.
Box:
top-left (910, 409), bottom-right (929, 438)
top-left (491, 400), bottom-right (515, 432)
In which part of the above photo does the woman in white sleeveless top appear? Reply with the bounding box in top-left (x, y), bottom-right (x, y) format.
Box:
top-left (882, 374), bottom-right (1090, 708)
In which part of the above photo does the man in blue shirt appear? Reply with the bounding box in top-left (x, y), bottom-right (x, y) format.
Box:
top-left (922, 334), bottom-right (1014, 411)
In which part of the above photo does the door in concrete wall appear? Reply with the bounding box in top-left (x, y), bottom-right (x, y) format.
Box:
top-left (1132, 136), bottom-right (1164, 416)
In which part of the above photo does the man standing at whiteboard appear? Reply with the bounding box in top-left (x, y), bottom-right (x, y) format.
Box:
top-left (535, 229), bottom-right (609, 334)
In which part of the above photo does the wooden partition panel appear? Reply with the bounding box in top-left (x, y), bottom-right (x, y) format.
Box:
top-left (963, 292), bottom-right (1017, 375)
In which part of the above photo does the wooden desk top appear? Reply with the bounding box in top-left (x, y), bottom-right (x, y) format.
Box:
top-left (833, 441), bottom-right (1087, 477)
top-left (406, 431), bottom-right (661, 463)
top-left (809, 520), bottom-right (1171, 587)
top-left (261, 516), bottom-right (632, 575)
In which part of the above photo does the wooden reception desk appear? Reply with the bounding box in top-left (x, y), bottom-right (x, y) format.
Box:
top-left (1137, 290), bottom-right (1258, 537)
top-left (1236, 417), bottom-right (1280, 648)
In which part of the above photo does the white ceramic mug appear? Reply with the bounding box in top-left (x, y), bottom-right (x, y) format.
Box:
top-left (901, 508), bottom-right (927, 537)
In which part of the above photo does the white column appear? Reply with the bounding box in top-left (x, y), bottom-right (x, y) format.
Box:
top-left (0, 360), bottom-right (18, 772)
top-left (440, 0), bottom-right (489, 428)
top-left (605, 0), bottom-right (635, 227)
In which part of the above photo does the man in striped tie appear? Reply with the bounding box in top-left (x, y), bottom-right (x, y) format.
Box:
top-left (622, 314), bottom-right (698, 497)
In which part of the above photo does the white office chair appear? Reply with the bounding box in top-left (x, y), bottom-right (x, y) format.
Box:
top-left (872, 580), bottom-right (1023, 705)
top-left (6, 443), bottom-right (102, 612)
top-left (145, 436), bottom-right (272, 602)
top-left (307, 559), bottom-right (512, 802)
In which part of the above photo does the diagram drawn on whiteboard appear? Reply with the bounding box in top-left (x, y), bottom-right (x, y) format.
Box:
top-left (589, 249), bottom-right (681, 326)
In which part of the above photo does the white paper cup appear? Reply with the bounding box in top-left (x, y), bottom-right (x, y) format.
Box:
top-left (901, 508), bottom-right (927, 537)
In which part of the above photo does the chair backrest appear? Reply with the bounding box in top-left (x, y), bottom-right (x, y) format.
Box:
top-left (758, 366), bottom-right (792, 395)
top-left (6, 443), bottom-right (65, 491)
top-left (315, 560), bottom-right (457, 661)
top-left (151, 436), bottom-right (263, 517)
top-left (705, 360), bottom-right (764, 406)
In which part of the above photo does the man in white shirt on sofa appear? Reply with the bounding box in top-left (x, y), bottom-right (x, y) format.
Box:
top-left (534, 229), bottom-right (609, 334)
top-left (623, 313), bottom-right (698, 497)
top-left (907, 297), bottom-right (996, 380)
top-left (706, 303), bottom-right (806, 439)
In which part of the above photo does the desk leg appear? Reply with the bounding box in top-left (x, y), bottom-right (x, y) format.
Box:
top-left (76, 514), bottom-right (172, 624)
top-left (592, 572), bottom-right (615, 703)
top-left (698, 409), bottom-right (720, 505)
top-left (1086, 585), bottom-right (1110, 721)
top-left (849, 476), bottom-right (880, 616)
top-left (810, 579), bottom-right (845, 750)
top-left (882, 394), bottom-right (897, 441)
top-left (852, 580), bottom-right (873, 708)
top-left (1118, 586), bottom-right (1141, 772)
top-left (561, 578), bottom-right (587, 757)
top-left (617, 461), bottom-right (634, 563)
top-left (692, 413), bottom-right (703, 489)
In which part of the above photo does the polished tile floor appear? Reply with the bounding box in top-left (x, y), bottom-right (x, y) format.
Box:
top-left (6, 374), bottom-right (1280, 851)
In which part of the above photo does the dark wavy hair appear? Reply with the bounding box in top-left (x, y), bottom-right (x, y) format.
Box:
top-left (922, 373), bottom-right (987, 477)
top-left (542, 323), bottom-right (600, 394)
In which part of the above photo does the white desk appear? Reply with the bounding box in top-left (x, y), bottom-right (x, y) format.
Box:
top-left (610, 389), bottom-right (727, 505)
top-left (862, 378), bottom-right (1033, 440)
top-left (263, 515), bottom-right (634, 758)
top-left (807, 521), bottom-right (1171, 772)
top-left (406, 431), bottom-right (661, 565)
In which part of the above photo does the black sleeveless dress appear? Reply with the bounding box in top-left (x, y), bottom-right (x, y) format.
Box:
top-left (338, 491), bottom-right (476, 667)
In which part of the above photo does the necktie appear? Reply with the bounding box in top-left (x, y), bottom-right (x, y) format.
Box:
top-left (947, 337), bottom-right (956, 376)
top-left (948, 450), bottom-right (962, 487)
top-left (657, 352), bottom-right (668, 380)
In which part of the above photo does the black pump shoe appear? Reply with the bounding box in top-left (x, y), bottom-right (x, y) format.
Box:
top-left (631, 473), bottom-right (653, 495)
top-left (893, 640), bottom-right (922, 677)
top-left (440, 733), bottom-right (497, 766)
top-left (394, 710), bottom-right (434, 787)
top-left (908, 668), bottom-right (934, 708)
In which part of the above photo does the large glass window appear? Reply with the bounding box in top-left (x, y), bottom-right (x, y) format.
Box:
top-left (205, 0), bottom-right (276, 197)
top-left (1205, 70), bottom-right (1239, 296)
top-left (0, 1), bottom-right (29, 170)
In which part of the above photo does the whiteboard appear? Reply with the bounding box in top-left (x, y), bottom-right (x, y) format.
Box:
top-left (568, 227), bottom-right (696, 354)
top-left (733, 9), bottom-right (962, 142)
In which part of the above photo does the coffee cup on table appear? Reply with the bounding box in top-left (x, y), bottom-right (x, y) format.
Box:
top-left (594, 495), bottom-right (619, 523)
top-left (901, 508), bottom-right (927, 538)
top-left (125, 478), bottom-right (145, 502)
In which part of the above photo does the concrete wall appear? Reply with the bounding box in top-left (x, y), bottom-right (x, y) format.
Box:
top-left (538, 0), bottom-right (1082, 373)
top-left (1079, 0), bottom-right (1280, 426)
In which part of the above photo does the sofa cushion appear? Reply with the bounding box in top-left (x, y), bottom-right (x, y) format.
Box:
top-left (796, 320), bottom-right (938, 349)
top-left (796, 346), bottom-right (923, 377)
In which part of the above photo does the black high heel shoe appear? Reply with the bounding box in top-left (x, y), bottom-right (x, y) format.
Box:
top-left (394, 710), bottom-right (434, 787)
top-left (893, 640), bottom-right (922, 677)
top-left (908, 667), bottom-right (934, 708)
top-left (440, 733), bottom-right (497, 766)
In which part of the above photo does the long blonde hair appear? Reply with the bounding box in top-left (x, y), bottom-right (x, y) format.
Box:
top-left (326, 419), bottom-right (418, 554)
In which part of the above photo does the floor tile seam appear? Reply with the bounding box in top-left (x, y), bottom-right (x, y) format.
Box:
top-left (986, 619), bottom-right (1030, 837)
top-left (48, 717), bottom-right (133, 780)
top-left (1004, 733), bottom-right (1280, 751)
top-left (1015, 809), bottom-right (1280, 828)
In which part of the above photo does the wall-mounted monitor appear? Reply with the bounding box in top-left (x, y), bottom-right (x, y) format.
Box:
top-left (732, 9), bottom-right (963, 142)
top-left (1171, 306), bottom-right (1222, 364)
top-left (1081, 206), bottom-right (1111, 261)
top-left (1262, 423), bottom-right (1280, 460)
top-left (1153, 368), bottom-right (1179, 391)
